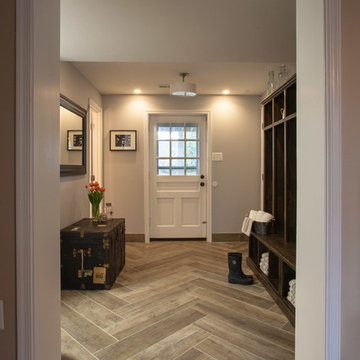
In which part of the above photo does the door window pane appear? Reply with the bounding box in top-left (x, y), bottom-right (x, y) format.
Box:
top-left (171, 123), bottom-right (184, 139)
top-left (157, 123), bottom-right (170, 140)
top-left (186, 123), bottom-right (199, 139)
top-left (171, 141), bottom-right (185, 157)
top-left (157, 141), bottom-right (170, 157)
top-left (157, 159), bottom-right (170, 175)
top-left (186, 159), bottom-right (199, 175)
top-left (171, 159), bottom-right (185, 175)
top-left (186, 141), bottom-right (199, 158)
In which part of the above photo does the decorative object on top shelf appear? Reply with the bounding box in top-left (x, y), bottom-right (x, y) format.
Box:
top-left (266, 70), bottom-right (276, 96)
top-left (86, 181), bottom-right (105, 223)
top-left (110, 130), bottom-right (137, 151)
top-left (278, 64), bottom-right (289, 86)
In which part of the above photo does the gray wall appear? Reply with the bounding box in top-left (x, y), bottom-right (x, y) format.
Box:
top-left (103, 95), bottom-right (261, 234)
top-left (341, 0), bottom-right (360, 357)
top-left (60, 62), bottom-right (102, 228)
top-left (0, 0), bottom-right (16, 358)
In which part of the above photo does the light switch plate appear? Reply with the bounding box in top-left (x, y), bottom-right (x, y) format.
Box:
top-left (0, 300), bottom-right (4, 330)
top-left (212, 152), bottom-right (223, 161)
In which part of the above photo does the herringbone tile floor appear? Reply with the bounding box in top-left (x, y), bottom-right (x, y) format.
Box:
top-left (61, 241), bottom-right (295, 360)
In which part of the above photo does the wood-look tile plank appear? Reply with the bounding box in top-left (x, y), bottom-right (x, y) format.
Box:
top-left (282, 321), bottom-right (295, 334)
top-left (194, 300), bottom-right (295, 351)
top-left (61, 329), bottom-right (97, 360)
top-left (195, 316), bottom-right (295, 360)
top-left (96, 308), bottom-right (206, 360)
top-left (107, 298), bottom-right (199, 338)
top-left (175, 348), bottom-right (213, 360)
top-left (114, 282), bottom-right (197, 318)
top-left (61, 291), bottom-right (123, 329)
top-left (190, 278), bottom-right (274, 310)
top-left (61, 303), bottom-right (116, 354)
top-left (190, 287), bottom-right (287, 327)
top-left (80, 290), bottom-right (128, 310)
top-left (196, 336), bottom-right (261, 360)
top-left (129, 324), bottom-right (209, 360)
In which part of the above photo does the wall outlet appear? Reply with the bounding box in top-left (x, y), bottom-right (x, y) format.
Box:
top-left (0, 300), bottom-right (4, 330)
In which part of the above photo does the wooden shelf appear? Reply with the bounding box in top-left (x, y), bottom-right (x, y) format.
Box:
top-left (251, 232), bottom-right (296, 270)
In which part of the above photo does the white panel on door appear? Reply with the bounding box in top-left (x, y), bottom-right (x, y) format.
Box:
top-left (181, 198), bottom-right (200, 226)
top-left (156, 198), bottom-right (175, 226)
top-left (157, 182), bottom-right (199, 191)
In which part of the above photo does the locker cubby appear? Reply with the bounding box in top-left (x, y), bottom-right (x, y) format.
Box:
top-left (264, 101), bottom-right (273, 127)
top-left (268, 252), bottom-right (279, 290)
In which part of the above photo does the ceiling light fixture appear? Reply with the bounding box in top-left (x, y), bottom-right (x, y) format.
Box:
top-left (134, 89), bottom-right (142, 94)
top-left (222, 89), bottom-right (230, 95)
top-left (171, 72), bottom-right (197, 97)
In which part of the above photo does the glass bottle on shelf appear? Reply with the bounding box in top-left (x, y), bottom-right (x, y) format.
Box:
top-left (278, 64), bottom-right (289, 86)
top-left (105, 202), bottom-right (113, 220)
top-left (266, 70), bottom-right (275, 96)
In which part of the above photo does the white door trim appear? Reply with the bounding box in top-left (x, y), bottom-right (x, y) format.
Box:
top-left (88, 98), bottom-right (103, 215)
top-left (16, 0), bottom-right (35, 357)
top-left (324, 0), bottom-right (342, 358)
top-left (144, 111), bottom-right (212, 243)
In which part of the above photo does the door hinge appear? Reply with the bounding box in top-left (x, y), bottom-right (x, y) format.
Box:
top-left (262, 122), bottom-right (264, 130)
top-left (261, 173), bottom-right (264, 181)
top-left (202, 221), bottom-right (207, 224)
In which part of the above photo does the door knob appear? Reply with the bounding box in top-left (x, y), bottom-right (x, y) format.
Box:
top-left (200, 182), bottom-right (205, 187)
top-left (200, 175), bottom-right (205, 179)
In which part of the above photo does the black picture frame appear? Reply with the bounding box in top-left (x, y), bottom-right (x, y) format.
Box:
top-left (67, 130), bottom-right (83, 151)
top-left (110, 130), bottom-right (137, 151)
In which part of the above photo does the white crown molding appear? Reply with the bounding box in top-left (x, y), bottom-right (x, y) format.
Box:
top-left (325, 0), bottom-right (342, 358)
top-left (16, 0), bottom-right (35, 358)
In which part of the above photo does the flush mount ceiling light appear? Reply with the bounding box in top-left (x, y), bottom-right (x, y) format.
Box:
top-left (134, 89), bottom-right (142, 94)
top-left (170, 72), bottom-right (197, 97)
top-left (222, 89), bottom-right (230, 95)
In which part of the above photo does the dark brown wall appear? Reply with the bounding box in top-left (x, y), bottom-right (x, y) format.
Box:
top-left (0, 0), bottom-right (17, 358)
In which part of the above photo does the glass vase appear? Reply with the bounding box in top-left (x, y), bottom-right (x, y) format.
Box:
top-left (278, 64), bottom-right (289, 86)
top-left (92, 203), bottom-right (100, 222)
top-left (266, 70), bottom-right (275, 96)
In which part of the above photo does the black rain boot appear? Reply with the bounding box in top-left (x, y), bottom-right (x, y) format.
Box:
top-left (228, 252), bottom-right (254, 285)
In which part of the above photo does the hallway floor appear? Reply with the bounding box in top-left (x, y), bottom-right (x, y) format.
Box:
top-left (61, 241), bottom-right (295, 360)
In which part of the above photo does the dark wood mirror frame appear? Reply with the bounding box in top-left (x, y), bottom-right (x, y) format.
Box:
top-left (60, 94), bottom-right (87, 176)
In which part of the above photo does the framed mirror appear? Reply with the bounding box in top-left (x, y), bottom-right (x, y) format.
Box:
top-left (60, 94), bottom-right (87, 176)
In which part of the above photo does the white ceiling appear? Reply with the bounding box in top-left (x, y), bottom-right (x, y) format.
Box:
top-left (61, 0), bottom-right (296, 95)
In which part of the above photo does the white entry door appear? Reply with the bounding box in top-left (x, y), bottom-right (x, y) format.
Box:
top-left (149, 115), bottom-right (207, 238)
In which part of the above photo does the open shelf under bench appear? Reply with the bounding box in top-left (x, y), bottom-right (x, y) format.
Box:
top-left (247, 232), bottom-right (296, 326)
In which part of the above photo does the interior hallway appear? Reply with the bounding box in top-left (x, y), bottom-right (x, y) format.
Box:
top-left (61, 241), bottom-right (295, 360)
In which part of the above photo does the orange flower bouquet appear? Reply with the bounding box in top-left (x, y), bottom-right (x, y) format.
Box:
top-left (85, 181), bottom-right (105, 222)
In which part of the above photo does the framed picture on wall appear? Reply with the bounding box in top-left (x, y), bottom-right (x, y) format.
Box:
top-left (67, 130), bottom-right (83, 151)
top-left (110, 130), bottom-right (137, 151)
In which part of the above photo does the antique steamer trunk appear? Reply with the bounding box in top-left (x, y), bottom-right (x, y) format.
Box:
top-left (61, 218), bottom-right (125, 290)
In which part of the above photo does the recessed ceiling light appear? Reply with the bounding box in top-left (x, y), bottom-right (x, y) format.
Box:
top-left (222, 89), bottom-right (230, 95)
top-left (134, 89), bottom-right (142, 94)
